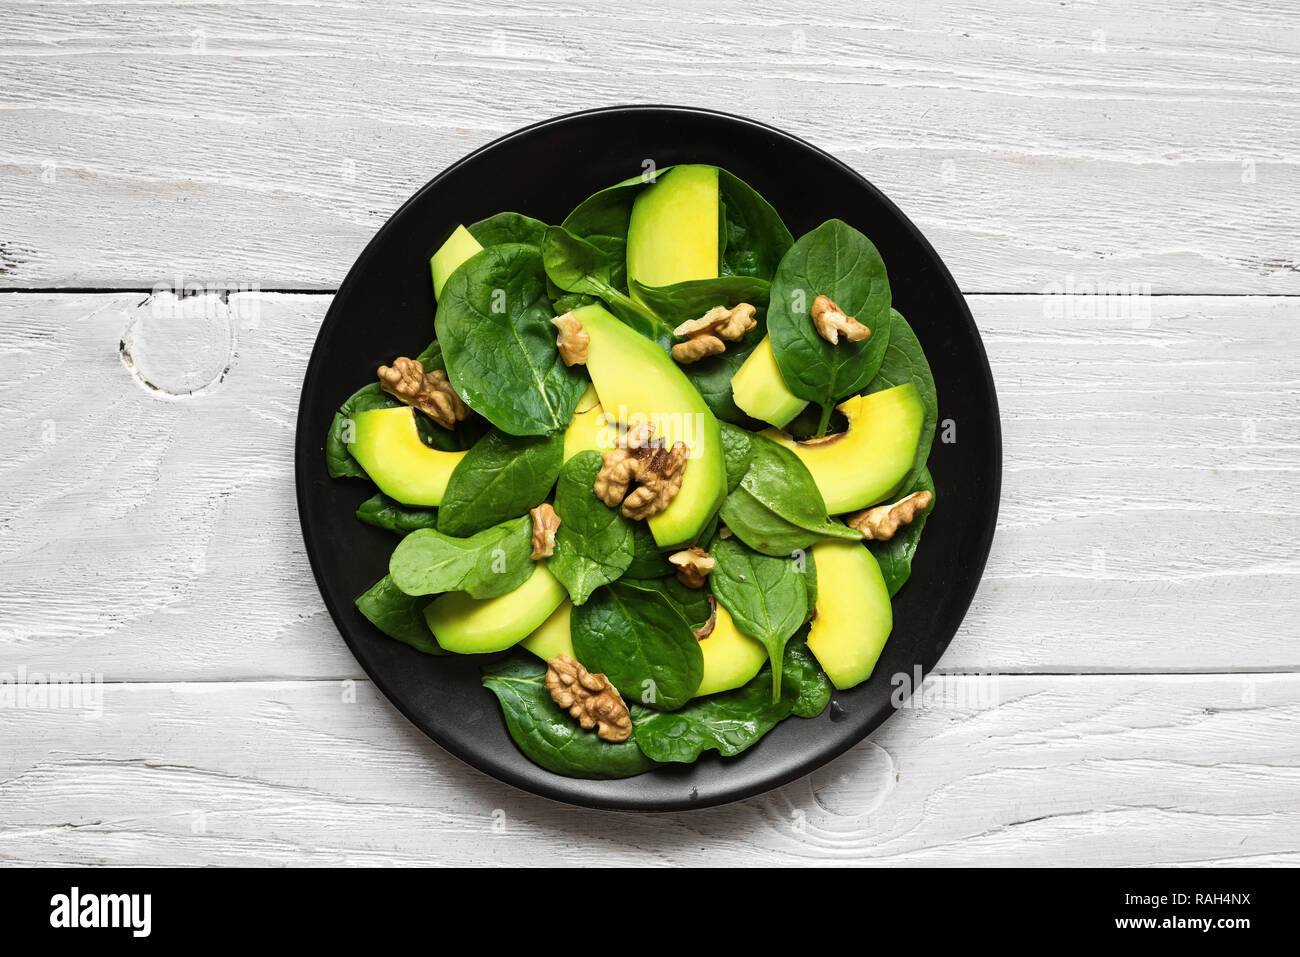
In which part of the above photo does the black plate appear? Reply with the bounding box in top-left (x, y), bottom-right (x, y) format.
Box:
top-left (294, 105), bottom-right (1001, 811)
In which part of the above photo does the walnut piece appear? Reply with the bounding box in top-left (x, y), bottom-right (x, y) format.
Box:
top-left (551, 311), bottom-right (589, 366)
top-left (846, 490), bottom-right (933, 541)
top-left (545, 654), bottom-right (632, 743)
top-left (669, 546), bottom-right (715, 589)
top-left (529, 503), bottom-right (560, 559)
top-left (671, 303), bottom-right (757, 364)
top-left (592, 422), bottom-right (688, 521)
top-left (377, 357), bottom-right (470, 430)
top-left (693, 595), bottom-right (718, 641)
top-left (811, 295), bottom-right (871, 345)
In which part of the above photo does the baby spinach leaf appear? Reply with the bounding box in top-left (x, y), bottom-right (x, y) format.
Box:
top-left (767, 219), bottom-right (892, 408)
top-left (325, 383), bottom-right (400, 479)
top-left (436, 243), bottom-right (587, 436)
top-left (619, 576), bottom-right (712, 630)
top-left (558, 168), bottom-right (666, 291)
top-left (717, 170), bottom-right (794, 280)
top-left (547, 451), bottom-right (635, 605)
top-left (865, 309), bottom-right (938, 494)
top-left (356, 575), bottom-right (444, 655)
top-left (356, 494), bottom-right (440, 536)
top-left (467, 211), bottom-right (548, 249)
top-left (629, 637), bottom-right (811, 763)
top-left (785, 631), bottom-right (832, 718)
top-left (541, 225), bottom-right (668, 338)
top-left (389, 516), bottom-right (533, 599)
top-left (627, 275), bottom-right (770, 326)
top-left (624, 522), bottom-right (675, 578)
top-left (868, 467), bottom-right (936, 596)
top-left (571, 581), bottom-right (703, 712)
top-left (708, 535), bottom-right (807, 700)
top-left (482, 654), bottom-right (654, 779)
top-left (414, 338), bottom-right (445, 371)
top-left (718, 421), bottom-right (755, 493)
top-left (719, 433), bottom-right (861, 555)
top-left (437, 429), bottom-right (564, 537)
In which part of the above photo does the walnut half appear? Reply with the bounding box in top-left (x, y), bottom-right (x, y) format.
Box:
top-left (669, 547), bottom-right (715, 589)
top-left (551, 311), bottom-right (589, 366)
top-left (846, 490), bottom-right (933, 541)
top-left (811, 295), bottom-right (870, 345)
top-left (671, 303), bottom-right (757, 364)
top-left (530, 503), bottom-right (560, 559)
top-left (377, 357), bottom-right (470, 430)
top-left (593, 422), bottom-right (688, 521)
top-left (545, 654), bottom-right (633, 743)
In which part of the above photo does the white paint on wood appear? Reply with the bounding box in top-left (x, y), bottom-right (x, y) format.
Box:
top-left (1, 0), bottom-right (1297, 291)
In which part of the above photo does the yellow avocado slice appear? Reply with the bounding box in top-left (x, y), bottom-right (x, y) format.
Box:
top-left (695, 604), bottom-right (768, 697)
top-left (731, 336), bottom-right (809, 427)
top-left (346, 406), bottom-right (466, 506)
top-left (807, 541), bottom-right (892, 689)
top-left (763, 383), bottom-right (924, 513)
top-left (626, 165), bottom-right (719, 288)
top-left (430, 225), bottom-right (483, 300)
top-left (425, 562), bottom-right (567, 654)
top-left (520, 600), bottom-right (575, 661)
top-left (573, 303), bottom-right (726, 549)
top-left (562, 384), bottom-right (607, 461)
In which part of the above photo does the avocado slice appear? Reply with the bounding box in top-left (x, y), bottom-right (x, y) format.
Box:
top-left (573, 303), bottom-right (726, 549)
top-left (562, 384), bottom-right (606, 462)
top-left (763, 383), bottom-right (924, 513)
top-left (519, 600), bottom-right (575, 661)
top-left (346, 406), bottom-right (467, 506)
top-left (424, 562), bottom-right (567, 654)
top-left (430, 225), bottom-right (483, 300)
top-left (626, 165), bottom-right (719, 289)
top-left (806, 541), bottom-right (892, 689)
top-left (696, 603), bottom-right (768, 697)
top-left (730, 336), bottom-right (809, 427)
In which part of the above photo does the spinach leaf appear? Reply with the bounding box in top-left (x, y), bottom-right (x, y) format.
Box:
top-left (708, 535), bottom-right (807, 700)
top-left (624, 522), bottom-right (675, 578)
top-left (717, 170), bottom-right (794, 280)
top-left (436, 243), bottom-right (587, 436)
top-left (785, 631), bottom-right (832, 718)
top-left (547, 451), bottom-right (635, 605)
top-left (414, 338), bottom-right (445, 371)
top-left (326, 383), bottom-right (400, 479)
top-left (355, 575), bottom-right (444, 655)
top-left (717, 422), bottom-right (755, 493)
top-left (482, 654), bottom-right (654, 779)
top-left (467, 211), bottom-right (548, 248)
top-left (389, 516), bottom-right (533, 599)
top-left (719, 433), bottom-right (861, 555)
top-left (356, 494), bottom-right (440, 536)
top-left (557, 169), bottom-right (664, 290)
top-left (570, 581), bottom-right (703, 712)
top-left (437, 429), bottom-right (564, 537)
top-left (867, 467), bottom-right (935, 596)
top-left (541, 225), bottom-right (669, 338)
top-left (767, 219), bottom-right (892, 410)
top-left (865, 309), bottom-right (938, 494)
top-left (627, 275), bottom-right (770, 325)
top-left (619, 576), bottom-right (712, 630)
top-left (629, 637), bottom-right (814, 763)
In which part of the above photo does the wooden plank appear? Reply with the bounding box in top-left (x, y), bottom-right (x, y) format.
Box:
top-left (1, 0), bottom-right (1297, 291)
top-left (0, 674), bottom-right (1294, 865)
top-left (0, 291), bottom-right (1294, 678)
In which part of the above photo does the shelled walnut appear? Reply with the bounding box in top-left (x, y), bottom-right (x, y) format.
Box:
top-left (671, 302), bottom-right (757, 363)
top-left (545, 654), bottom-right (632, 743)
top-left (592, 421), bottom-right (688, 521)
top-left (846, 490), bottom-right (933, 541)
top-left (551, 311), bottom-right (589, 366)
top-left (529, 503), bottom-right (560, 559)
top-left (377, 357), bottom-right (469, 429)
top-left (693, 595), bottom-right (718, 641)
top-left (669, 547), bottom-right (715, 589)
top-left (811, 295), bottom-right (870, 345)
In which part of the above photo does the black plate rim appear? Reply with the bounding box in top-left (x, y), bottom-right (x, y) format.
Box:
top-left (294, 104), bottom-right (1002, 812)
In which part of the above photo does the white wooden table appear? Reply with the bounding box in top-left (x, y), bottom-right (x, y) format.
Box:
top-left (1, 0), bottom-right (1296, 866)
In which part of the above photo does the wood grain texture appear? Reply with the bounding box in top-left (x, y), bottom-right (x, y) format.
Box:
top-left (0, 291), bottom-right (1295, 679)
top-left (0, 674), bottom-right (1294, 866)
top-left (1, 0), bottom-right (1297, 292)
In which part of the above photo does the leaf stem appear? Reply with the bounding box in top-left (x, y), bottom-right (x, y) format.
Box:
top-left (814, 402), bottom-right (833, 438)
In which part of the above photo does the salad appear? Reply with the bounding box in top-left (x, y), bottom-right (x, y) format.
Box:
top-left (325, 164), bottom-right (937, 779)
